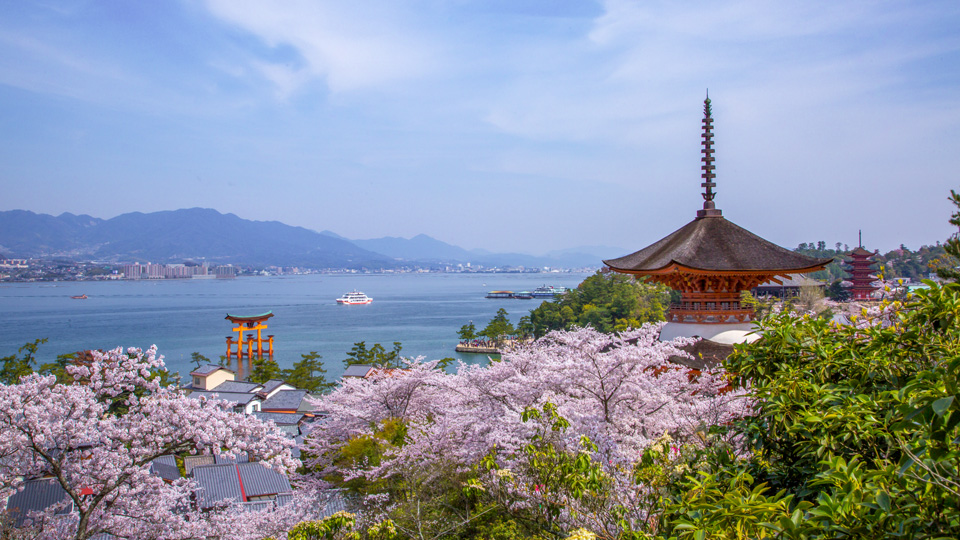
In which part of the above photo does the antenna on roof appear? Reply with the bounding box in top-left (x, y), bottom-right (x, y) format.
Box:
top-left (697, 91), bottom-right (722, 218)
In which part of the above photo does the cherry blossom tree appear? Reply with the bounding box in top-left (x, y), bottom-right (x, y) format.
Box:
top-left (0, 345), bottom-right (299, 540)
top-left (303, 325), bottom-right (751, 536)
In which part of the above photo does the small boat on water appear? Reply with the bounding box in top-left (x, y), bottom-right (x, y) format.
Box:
top-left (336, 291), bottom-right (373, 305)
top-left (71, 294), bottom-right (88, 299)
top-left (485, 291), bottom-right (514, 299)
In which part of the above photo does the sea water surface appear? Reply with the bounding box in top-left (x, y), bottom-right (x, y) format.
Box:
top-left (0, 272), bottom-right (589, 380)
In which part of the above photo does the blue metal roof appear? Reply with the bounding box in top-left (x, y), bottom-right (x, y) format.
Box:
top-left (150, 456), bottom-right (182, 481)
top-left (192, 464), bottom-right (243, 509)
top-left (6, 478), bottom-right (73, 526)
top-left (237, 462), bottom-right (291, 498)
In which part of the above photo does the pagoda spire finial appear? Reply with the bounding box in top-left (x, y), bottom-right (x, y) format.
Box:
top-left (697, 91), bottom-right (722, 218)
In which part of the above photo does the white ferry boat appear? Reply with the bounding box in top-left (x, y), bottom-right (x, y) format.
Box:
top-left (531, 285), bottom-right (569, 298)
top-left (336, 291), bottom-right (373, 305)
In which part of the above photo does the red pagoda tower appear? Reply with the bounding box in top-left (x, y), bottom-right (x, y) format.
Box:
top-left (604, 94), bottom-right (832, 345)
top-left (845, 237), bottom-right (879, 300)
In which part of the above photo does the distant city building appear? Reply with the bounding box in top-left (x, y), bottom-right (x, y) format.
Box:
top-left (215, 265), bottom-right (236, 279)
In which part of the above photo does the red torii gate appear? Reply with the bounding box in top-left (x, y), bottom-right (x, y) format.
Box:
top-left (225, 312), bottom-right (275, 362)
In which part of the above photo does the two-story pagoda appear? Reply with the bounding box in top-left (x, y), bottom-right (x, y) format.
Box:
top-left (604, 95), bottom-right (832, 345)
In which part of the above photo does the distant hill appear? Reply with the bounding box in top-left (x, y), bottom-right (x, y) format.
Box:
top-left (1, 208), bottom-right (612, 269)
top-left (347, 234), bottom-right (613, 269)
top-left (0, 209), bottom-right (393, 269)
top-left (352, 234), bottom-right (475, 262)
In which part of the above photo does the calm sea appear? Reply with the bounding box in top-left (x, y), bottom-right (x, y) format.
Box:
top-left (0, 272), bottom-right (589, 380)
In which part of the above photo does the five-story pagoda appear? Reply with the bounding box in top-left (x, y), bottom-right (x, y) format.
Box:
top-left (604, 95), bottom-right (832, 344)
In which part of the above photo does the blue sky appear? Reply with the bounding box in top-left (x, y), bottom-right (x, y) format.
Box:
top-left (1, 1), bottom-right (958, 255)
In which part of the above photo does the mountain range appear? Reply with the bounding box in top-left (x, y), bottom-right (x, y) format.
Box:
top-left (0, 208), bottom-right (622, 269)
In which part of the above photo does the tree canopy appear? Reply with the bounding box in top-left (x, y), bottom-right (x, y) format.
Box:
top-left (529, 271), bottom-right (672, 337)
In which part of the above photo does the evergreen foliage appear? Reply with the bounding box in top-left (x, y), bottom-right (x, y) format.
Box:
top-left (529, 271), bottom-right (672, 337)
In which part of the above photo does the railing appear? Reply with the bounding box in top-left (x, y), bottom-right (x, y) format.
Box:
top-left (667, 303), bottom-right (755, 324)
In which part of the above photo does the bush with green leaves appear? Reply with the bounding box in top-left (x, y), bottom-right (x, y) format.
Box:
top-left (658, 281), bottom-right (960, 539)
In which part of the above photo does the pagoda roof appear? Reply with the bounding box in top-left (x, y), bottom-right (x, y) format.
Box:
top-left (604, 215), bottom-right (833, 275)
top-left (225, 311), bottom-right (274, 323)
top-left (848, 246), bottom-right (875, 257)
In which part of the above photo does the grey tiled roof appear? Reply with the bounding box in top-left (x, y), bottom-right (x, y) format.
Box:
top-left (150, 455), bottom-right (182, 481)
top-left (604, 216), bottom-right (833, 273)
top-left (193, 464), bottom-right (243, 509)
top-left (342, 364), bottom-right (375, 377)
top-left (278, 424), bottom-right (301, 437)
top-left (260, 379), bottom-right (290, 395)
top-left (238, 500), bottom-right (274, 513)
top-left (187, 391), bottom-right (260, 405)
top-left (253, 412), bottom-right (305, 425)
top-left (214, 453), bottom-right (249, 464)
top-left (317, 490), bottom-right (350, 519)
top-left (6, 478), bottom-right (73, 526)
top-left (237, 462), bottom-right (291, 497)
top-left (191, 364), bottom-right (232, 376)
top-left (210, 381), bottom-right (262, 393)
top-left (261, 390), bottom-right (308, 412)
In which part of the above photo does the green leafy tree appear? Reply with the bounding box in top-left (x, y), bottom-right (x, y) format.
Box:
top-left (0, 338), bottom-right (46, 385)
top-left (343, 341), bottom-right (404, 369)
top-left (516, 315), bottom-right (534, 339)
top-left (190, 351), bottom-right (211, 369)
top-left (457, 321), bottom-right (478, 342)
top-left (658, 281), bottom-right (960, 539)
top-left (529, 271), bottom-right (671, 337)
top-left (284, 352), bottom-right (334, 394)
top-left (248, 357), bottom-right (284, 384)
top-left (480, 308), bottom-right (515, 345)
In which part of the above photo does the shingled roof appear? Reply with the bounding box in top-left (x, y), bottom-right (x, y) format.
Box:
top-left (604, 215), bottom-right (832, 274)
top-left (6, 479), bottom-right (73, 527)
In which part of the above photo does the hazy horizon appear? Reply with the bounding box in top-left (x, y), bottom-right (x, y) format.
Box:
top-left (2, 1), bottom-right (958, 255)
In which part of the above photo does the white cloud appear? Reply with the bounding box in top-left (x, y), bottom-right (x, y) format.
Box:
top-left (203, 0), bottom-right (437, 94)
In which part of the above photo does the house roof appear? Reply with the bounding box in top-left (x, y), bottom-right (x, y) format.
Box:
top-left (150, 455), bottom-right (181, 481)
top-left (183, 454), bottom-right (217, 475)
top-left (261, 389), bottom-right (308, 412)
top-left (192, 463), bottom-right (291, 509)
top-left (237, 462), bottom-right (292, 497)
top-left (317, 490), bottom-right (350, 519)
top-left (187, 391), bottom-right (260, 405)
top-left (193, 464), bottom-right (244, 509)
top-left (604, 216), bottom-right (833, 275)
top-left (342, 364), bottom-right (375, 378)
top-left (190, 364), bottom-right (233, 377)
top-left (253, 412), bottom-right (305, 425)
top-left (259, 379), bottom-right (292, 396)
top-left (6, 478), bottom-right (73, 526)
top-left (210, 381), bottom-right (262, 393)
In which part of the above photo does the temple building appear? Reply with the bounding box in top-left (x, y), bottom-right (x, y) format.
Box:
top-left (845, 239), bottom-right (880, 300)
top-left (604, 95), bottom-right (832, 350)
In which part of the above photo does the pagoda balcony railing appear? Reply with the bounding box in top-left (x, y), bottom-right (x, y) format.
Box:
top-left (668, 302), bottom-right (755, 324)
